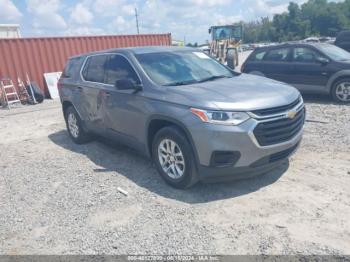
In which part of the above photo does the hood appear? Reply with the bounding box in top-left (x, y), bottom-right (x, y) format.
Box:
top-left (154, 73), bottom-right (300, 111)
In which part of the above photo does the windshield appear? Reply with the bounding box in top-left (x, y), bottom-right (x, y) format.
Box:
top-left (135, 51), bottom-right (235, 86)
top-left (212, 26), bottom-right (242, 41)
top-left (317, 44), bottom-right (350, 61)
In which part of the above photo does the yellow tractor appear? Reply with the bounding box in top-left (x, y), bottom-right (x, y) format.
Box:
top-left (208, 24), bottom-right (243, 69)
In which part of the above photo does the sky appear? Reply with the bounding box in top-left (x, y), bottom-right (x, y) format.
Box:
top-left (0, 0), bottom-right (316, 43)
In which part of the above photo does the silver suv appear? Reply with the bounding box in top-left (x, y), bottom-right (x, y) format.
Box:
top-left (58, 46), bottom-right (305, 188)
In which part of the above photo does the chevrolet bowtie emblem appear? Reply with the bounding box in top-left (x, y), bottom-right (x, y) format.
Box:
top-left (287, 110), bottom-right (297, 119)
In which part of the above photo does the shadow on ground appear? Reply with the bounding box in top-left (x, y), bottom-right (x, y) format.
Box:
top-left (49, 130), bottom-right (289, 204)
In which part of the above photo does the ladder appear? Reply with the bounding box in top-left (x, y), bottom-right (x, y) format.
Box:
top-left (0, 78), bottom-right (21, 109)
top-left (17, 77), bottom-right (30, 104)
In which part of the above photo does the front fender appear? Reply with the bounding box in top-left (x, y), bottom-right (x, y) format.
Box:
top-left (145, 113), bottom-right (200, 166)
top-left (326, 70), bottom-right (350, 91)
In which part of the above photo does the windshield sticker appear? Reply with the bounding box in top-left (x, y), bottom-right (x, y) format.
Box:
top-left (193, 52), bottom-right (210, 59)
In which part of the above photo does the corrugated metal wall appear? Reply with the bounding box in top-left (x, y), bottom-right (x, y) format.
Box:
top-left (0, 33), bottom-right (171, 96)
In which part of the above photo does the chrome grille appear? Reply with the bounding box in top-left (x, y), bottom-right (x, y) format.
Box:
top-left (253, 108), bottom-right (305, 146)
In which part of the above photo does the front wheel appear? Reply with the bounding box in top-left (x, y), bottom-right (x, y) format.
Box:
top-left (331, 78), bottom-right (350, 103)
top-left (152, 126), bottom-right (198, 189)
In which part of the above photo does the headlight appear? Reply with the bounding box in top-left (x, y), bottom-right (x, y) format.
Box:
top-left (191, 108), bottom-right (250, 125)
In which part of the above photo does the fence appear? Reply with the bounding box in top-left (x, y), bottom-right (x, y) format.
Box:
top-left (0, 33), bottom-right (171, 96)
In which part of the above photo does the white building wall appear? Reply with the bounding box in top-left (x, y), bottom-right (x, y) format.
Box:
top-left (0, 25), bottom-right (21, 38)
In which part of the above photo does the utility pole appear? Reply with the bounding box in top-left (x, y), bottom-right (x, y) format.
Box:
top-left (135, 8), bottom-right (140, 34)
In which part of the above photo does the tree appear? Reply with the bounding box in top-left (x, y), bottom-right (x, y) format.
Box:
top-left (241, 0), bottom-right (350, 43)
top-left (186, 42), bottom-right (198, 47)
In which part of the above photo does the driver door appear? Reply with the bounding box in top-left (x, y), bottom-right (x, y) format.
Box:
top-left (289, 47), bottom-right (334, 92)
top-left (102, 54), bottom-right (146, 151)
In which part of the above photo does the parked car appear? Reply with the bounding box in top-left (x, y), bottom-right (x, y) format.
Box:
top-left (335, 31), bottom-right (350, 52)
top-left (241, 44), bottom-right (252, 51)
top-left (58, 47), bottom-right (304, 188)
top-left (319, 37), bottom-right (335, 44)
top-left (242, 43), bottom-right (350, 103)
top-left (303, 37), bottom-right (320, 43)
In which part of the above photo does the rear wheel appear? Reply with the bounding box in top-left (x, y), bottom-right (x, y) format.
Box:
top-left (65, 106), bottom-right (91, 144)
top-left (152, 126), bottom-right (198, 189)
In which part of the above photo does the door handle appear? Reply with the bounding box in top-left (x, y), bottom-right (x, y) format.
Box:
top-left (321, 72), bottom-right (327, 76)
top-left (105, 91), bottom-right (111, 97)
top-left (77, 86), bottom-right (83, 91)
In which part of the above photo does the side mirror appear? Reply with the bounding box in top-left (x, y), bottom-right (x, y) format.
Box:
top-left (316, 57), bottom-right (330, 65)
top-left (115, 78), bottom-right (142, 92)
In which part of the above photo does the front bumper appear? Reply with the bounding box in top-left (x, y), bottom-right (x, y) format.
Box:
top-left (187, 103), bottom-right (304, 180)
top-left (198, 142), bottom-right (300, 181)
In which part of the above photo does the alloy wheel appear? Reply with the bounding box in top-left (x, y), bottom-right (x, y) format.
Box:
top-left (158, 138), bottom-right (185, 179)
top-left (335, 82), bottom-right (350, 102)
top-left (68, 113), bottom-right (79, 138)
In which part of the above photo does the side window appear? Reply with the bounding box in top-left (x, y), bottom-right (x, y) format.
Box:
top-left (62, 57), bottom-right (80, 78)
top-left (293, 47), bottom-right (323, 63)
top-left (82, 55), bottom-right (107, 83)
top-left (104, 55), bottom-right (140, 85)
top-left (264, 48), bottom-right (291, 62)
top-left (251, 50), bottom-right (266, 61)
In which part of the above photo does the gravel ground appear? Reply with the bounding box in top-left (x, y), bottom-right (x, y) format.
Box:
top-left (0, 96), bottom-right (349, 255)
top-left (0, 51), bottom-right (349, 256)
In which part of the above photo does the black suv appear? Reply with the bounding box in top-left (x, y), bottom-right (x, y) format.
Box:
top-left (242, 43), bottom-right (350, 103)
top-left (335, 31), bottom-right (350, 53)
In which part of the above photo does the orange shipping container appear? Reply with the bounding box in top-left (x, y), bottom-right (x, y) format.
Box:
top-left (0, 33), bottom-right (171, 97)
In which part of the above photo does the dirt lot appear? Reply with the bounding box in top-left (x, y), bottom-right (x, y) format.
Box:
top-left (0, 96), bottom-right (349, 255)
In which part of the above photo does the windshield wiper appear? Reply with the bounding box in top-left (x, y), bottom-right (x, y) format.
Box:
top-left (163, 80), bottom-right (199, 86)
top-left (163, 75), bottom-right (231, 86)
top-left (198, 75), bottom-right (231, 83)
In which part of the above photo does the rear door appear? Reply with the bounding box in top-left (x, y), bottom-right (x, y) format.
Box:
top-left (289, 46), bottom-right (333, 92)
top-left (78, 54), bottom-right (109, 132)
top-left (242, 49), bottom-right (267, 74)
top-left (244, 47), bottom-right (294, 83)
top-left (259, 47), bottom-right (294, 83)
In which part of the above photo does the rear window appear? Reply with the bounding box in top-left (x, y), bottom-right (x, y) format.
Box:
top-left (62, 57), bottom-right (81, 78)
top-left (250, 50), bottom-right (266, 61)
top-left (264, 47), bottom-right (291, 62)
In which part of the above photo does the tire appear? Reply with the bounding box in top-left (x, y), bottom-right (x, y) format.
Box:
top-left (64, 106), bottom-right (91, 144)
top-left (152, 126), bottom-right (199, 189)
top-left (226, 50), bottom-right (236, 70)
top-left (331, 78), bottom-right (350, 103)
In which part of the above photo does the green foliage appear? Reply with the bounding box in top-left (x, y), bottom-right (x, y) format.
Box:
top-left (242, 0), bottom-right (350, 43)
top-left (186, 42), bottom-right (198, 47)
